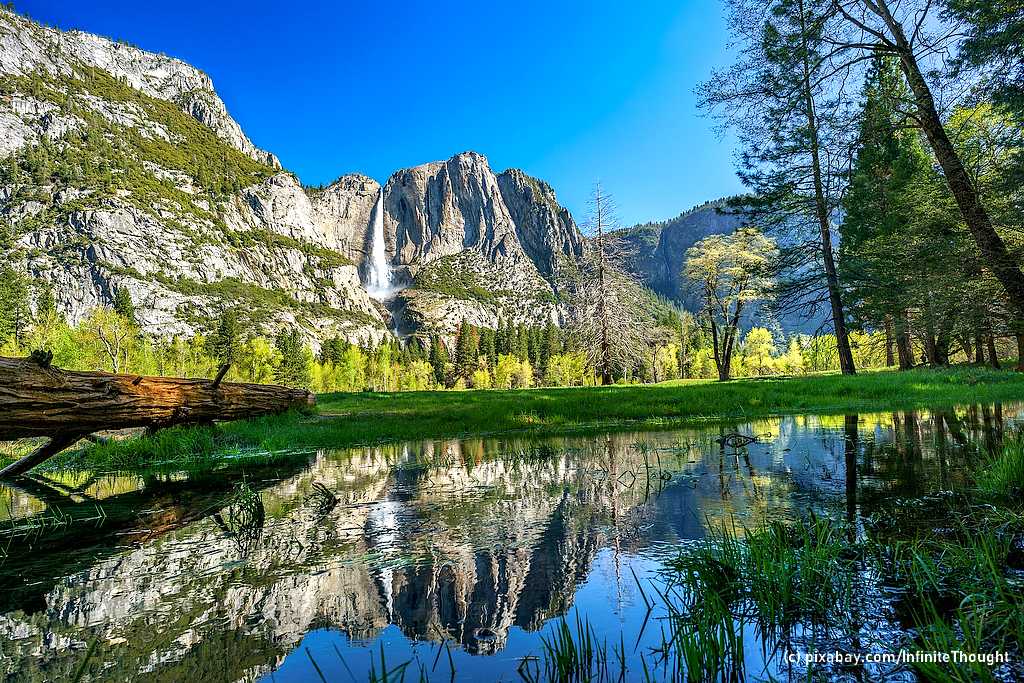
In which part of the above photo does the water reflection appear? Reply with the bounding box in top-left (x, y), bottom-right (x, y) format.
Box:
top-left (0, 404), bottom-right (1016, 681)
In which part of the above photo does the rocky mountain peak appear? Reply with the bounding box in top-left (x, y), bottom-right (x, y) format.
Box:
top-left (0, 7), bottom-right (279, 167)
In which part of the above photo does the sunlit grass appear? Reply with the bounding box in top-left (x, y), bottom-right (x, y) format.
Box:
top-left (14, 365), bottom-right (1024, 474)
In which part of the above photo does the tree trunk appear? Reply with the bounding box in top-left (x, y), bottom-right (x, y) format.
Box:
top-left (876, 0), bottom-right (1024, 320)
top-left (1017, 334), bottom-right (1024, 372)
top-left (987, 336), bottom-right (1001, 369)
top-left (895, 311), bottom-right (914, 370)
top-left (799, 0), bottom-right (856, 375)
top-left (0, 356), bottom-right (314, 476)
top-left (975, 335), bottom-right (987, 366)
top-left (884, 317), bottom-right (895, 367)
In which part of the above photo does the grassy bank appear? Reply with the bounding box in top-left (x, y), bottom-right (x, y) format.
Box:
top-left (23, 366), bottom-right (1024, 473)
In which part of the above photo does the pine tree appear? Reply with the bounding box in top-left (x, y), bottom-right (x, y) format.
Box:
top-left (428, 335), bottom-right (449, 387)
top-left (112, 286), bottom-right (136, 325)
top-left (699, 0), bottom-right (857, 374)
top-left (840, 56), bottom-right (929, 370)
top-left (478, 327), bottom-right (497, 369)
top-left (212, 308), bottom-right (244, 366)
top-left (454, 320), bottom-right (478, 380)
top-left (515, 324), bottom-right (529, 362)
top-left (320, 336), bottom-right (350, 365)
top-left (540, 322), bottom-right (561, 376)
top-left (0, 265), bottom-right (31, 346)
top-left (274, 329), bottom-right (311, 388)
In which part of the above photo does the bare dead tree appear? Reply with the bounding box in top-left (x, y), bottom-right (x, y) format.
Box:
top-left (560, 184), bottom-right (653, 384)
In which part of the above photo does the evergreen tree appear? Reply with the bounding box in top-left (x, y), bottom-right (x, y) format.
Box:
top-left (840, 56), bottom-right (929, 369)
top-left (212, 308), bottom-right (244, 366)
top-left (35, 283), bottom-right (56, 320)
top-left (699, 0), bottom-right (857, 374)
top-left (540, 322), bottom-right (560, 377)
top-left (320, 336), bottom-right (350, 365)
top-left (428, 335), bottom-right (449, 387)
top-left (0, 265), bottom-right (31, 346)
top-left (274, 329), bottom-right (311, 388)
top-left (495, 319), bottom-right (510, 356)
top-left (112, 286), bottom-right (136, 325)
top-left (454, 320), bottom-right (478, 380)
top-left (515, 324), bottom-right (530, 362)
top-left (478, 327), bottom-right (497, 369)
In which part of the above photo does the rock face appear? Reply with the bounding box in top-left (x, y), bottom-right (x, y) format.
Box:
top-left (375, 152), bottom-right (584, 336)
top-left (0, 9), bottom-right (279, 167)
top-left (615, 201), bottom-right (747, 309)
top-left (0, 8), bottom-right (593, 345)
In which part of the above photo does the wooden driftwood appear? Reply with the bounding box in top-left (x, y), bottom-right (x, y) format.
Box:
top-left (0, 355), bottom-right (315, 477)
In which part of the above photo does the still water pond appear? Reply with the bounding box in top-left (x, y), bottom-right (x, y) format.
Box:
top-left (0, 404), bottom-right (1018, 681)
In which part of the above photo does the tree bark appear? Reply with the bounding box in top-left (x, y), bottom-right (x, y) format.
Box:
top-left (0, 356), bottom-right (314, 475)
top-left (799, 0), bottom-right (856, 375)
top-left (884, 317), bottom-right (895, 367)
top-left (894, 311), bottom-right (914, 370)
top-left (1017, 334), bottom-right (1024, 372)
top-left (987, 336), bottom-right (1001, 369)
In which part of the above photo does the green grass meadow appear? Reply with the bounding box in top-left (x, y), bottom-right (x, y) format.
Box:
top-left (21, 365), bottom-right (1024, 473)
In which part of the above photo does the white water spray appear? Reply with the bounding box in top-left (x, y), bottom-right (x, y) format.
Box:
top-left (365, 189), bottom-right (394, 299)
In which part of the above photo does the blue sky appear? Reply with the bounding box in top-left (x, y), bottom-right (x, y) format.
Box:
top-left (20, 1), bottom-right (743, 225)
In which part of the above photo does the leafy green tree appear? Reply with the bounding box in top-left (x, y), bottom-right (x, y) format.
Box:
top-left (0, 265), bottom-right (31, 346)
top-left (699, 0), bottom-right (857, 375)
top-left (840, 56), bottom-right (929, 370)
top-left (428, 335), bottom-right (450, 387)
top-left (829, 0), bottom-right (1024, 326)
top-left (81, 306), bottom-right (136, 372)
top-left (274, 329), bottom-right (312, 388)
top-left (112, 286), bottom-right (136, 325)
top-left (685, 228), bottom-right (778, 381)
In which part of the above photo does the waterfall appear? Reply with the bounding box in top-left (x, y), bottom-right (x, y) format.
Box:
top-left (365, 189), bottom-right (393, 299)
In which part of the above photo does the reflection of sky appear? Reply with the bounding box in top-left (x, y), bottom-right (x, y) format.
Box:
top-left (0, 404), bottom-right (1019, 682)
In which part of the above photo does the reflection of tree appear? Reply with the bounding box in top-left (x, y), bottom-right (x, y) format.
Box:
top-left (2, 406), bottom-right (1020, 680)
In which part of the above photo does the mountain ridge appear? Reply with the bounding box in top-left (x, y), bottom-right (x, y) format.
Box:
top-left (0, 7), bottom-right (742, 349)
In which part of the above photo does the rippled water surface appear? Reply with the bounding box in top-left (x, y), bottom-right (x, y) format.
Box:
top-left (0, 404), bottom-right (1019, 681)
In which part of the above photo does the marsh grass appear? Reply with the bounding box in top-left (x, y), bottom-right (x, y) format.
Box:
top-left (869, 491), bottom-right (1024, 683)
top-left (662, 515), bottom-right (855, 678)
top-left (18, 366), bottom-right (1024, 475)
top-left (976, 431), bottom-right (1024, 499)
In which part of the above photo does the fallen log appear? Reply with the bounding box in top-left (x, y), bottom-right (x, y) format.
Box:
top-left (0, 355), bottom-right (315, 477)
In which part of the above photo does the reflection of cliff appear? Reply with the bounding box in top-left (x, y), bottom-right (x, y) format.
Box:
top-left (1, 438), bottom-right (693, 680)
top-left (4, 407), bottom-right (1016, 681)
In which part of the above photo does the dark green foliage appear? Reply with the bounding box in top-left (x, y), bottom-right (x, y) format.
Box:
top-left (454, 319), bottom-right (478, 381)
top-left (540, 322), bottom-right (561, 376)
top-left (273, 329), bottom-right (311, 388)
top-left (0, 264), bottom-right (31, 345)
top-left (319, 336), bottom-right (350, 365)
top-left (949, 0), bottom-right (1024, 115)
top-left (112, 286), bottom-right (136, 324)
top-left (428, 335), bottom-right (449, 386)
top-left (211, 307), bottom-right (245, 365)
top-left (478, 327), bottom-right (497, 368)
